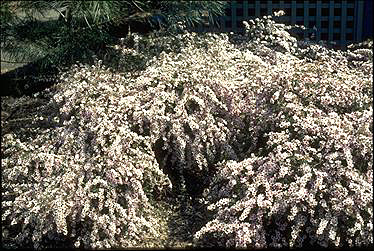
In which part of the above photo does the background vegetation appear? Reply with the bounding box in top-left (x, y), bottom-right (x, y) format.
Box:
top-left (0, 0), bottom-right (227, 96)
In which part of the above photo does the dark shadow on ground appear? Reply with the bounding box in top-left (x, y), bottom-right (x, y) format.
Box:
top-left (1, 58), bottom-right (60, 97)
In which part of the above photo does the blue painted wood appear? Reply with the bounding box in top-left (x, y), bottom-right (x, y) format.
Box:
top-left (328, 0), bottom-right (334, 41)
top-left (195, 0), bottom-right (367, 47)
top-left (268, 0), bottom-right (273, 15)
top-left (291, 0), bottom-right (297, 25)
top-left (304, 1), bottom-right (309, 39)
top-left (316, 0), bottom-right (322, 41)
top-left (341, 0), bottom-right (347, 47)
top-left (243, 0), bottom-right (249, 20)
top-left (255, 0), bottom-right (261, 17)
top-left (354, 0), bottom-right (364, 41)
top-left (232, 1), bottom-right (237, 32)
top-left (363, 0), bottom-right (373, 39)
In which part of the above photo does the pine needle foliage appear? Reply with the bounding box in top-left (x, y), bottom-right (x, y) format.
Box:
top-left (1, 1), bottom-right (227, 73)
top-left (1, 1), bottom-right (124, 70)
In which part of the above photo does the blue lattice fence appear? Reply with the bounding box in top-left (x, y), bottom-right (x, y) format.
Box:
top-left (194, 0), bottom-right (372, 49)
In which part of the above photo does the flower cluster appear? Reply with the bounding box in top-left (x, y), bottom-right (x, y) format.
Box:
top-left (2, 11), bottom-right (372, 249)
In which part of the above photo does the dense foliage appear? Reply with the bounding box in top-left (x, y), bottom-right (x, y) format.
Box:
top-left (0, 0), bottom-right (227, 71)
top-left (1, 11), bottom-right (373, 249)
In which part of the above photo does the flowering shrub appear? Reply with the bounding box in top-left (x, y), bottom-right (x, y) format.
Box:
top-left (2, 11), bottom-right (372, 249)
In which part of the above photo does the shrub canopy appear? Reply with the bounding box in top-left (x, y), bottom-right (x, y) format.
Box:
top-left (1, 12), bottom-right (373, 249)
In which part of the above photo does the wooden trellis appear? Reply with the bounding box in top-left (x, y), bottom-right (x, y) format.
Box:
top-left (195, 0), bottom-right (369, 49)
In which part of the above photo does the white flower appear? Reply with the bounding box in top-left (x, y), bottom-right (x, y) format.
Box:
top-left (274, 10), bottom-right (285, 17)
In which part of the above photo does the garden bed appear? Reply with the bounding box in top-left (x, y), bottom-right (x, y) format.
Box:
top-left (1, 13), bottom-right (373, 249)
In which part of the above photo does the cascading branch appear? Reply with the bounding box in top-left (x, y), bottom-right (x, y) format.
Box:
top-left (1, 11), bottom-right (372, 249)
